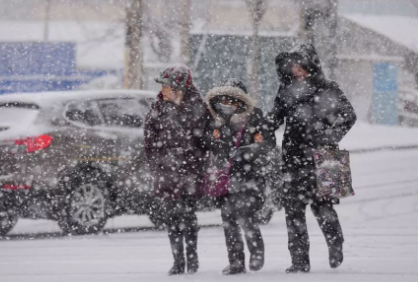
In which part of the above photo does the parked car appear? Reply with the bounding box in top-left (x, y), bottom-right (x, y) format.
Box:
top-left (0, 90), bottom-right (282, 236)
top-left (0, 90), bottom-right (159, 235)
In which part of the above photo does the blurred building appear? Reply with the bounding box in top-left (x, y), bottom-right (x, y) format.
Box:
top-left (0, 0), bottom-right (417, 125)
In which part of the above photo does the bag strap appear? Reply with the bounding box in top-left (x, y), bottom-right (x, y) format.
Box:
top-left (233, 124), bottom-right (245, 148)
top-left (225, 124), bottom-right (246, 169)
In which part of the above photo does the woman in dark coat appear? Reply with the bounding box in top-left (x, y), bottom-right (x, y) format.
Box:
top-left (266, 44), bottom-right (357, 273)
top-left (206, 79), bottom-right (274, 275)
top-left (144, 65), bottom-right (209, 275)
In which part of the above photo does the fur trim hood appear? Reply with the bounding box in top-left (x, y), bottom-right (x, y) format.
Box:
top-left (206, 85), bottom-right (256, 125)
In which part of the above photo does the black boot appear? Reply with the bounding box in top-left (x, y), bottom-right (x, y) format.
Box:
top-left (168, 260), bottom-right (185, 276)
top-left (222, 249), bottom-right (246, 275)
top-left (245, 220), bottom-right (264, 272)
top-left (329, 244), bottom-right (344, 269)
top-left (222, 264), bottom-right (246, 275)
top-left (185, 230), bottom-right (199, 274)
top-left (168, 231), bottom-right (185, 275)
top-left (249, 252), bottom-right (264, 271)
top-left (286, 252), bottom-right (310, 274)
top-left (285, 264), bottom-right (310, 273)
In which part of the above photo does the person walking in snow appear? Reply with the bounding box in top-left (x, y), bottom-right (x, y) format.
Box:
top-left (205, 79), bottom-right (274, 275)
top-left (144, 65), bottom-right (210, 275)
top-left (266, 44), bottom-right (357, 273)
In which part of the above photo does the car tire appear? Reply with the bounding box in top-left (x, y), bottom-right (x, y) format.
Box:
top-left (0, 210), bottom-right (18, 236)
top-left (59, 169), bottom-right (110, 235)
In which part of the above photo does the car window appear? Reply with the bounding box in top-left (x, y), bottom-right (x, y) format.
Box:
top-left (65, 100), bottom-right (102, 127)
top-left (0, 102), bottom-right (40, 129)
top-left (96, 98), bottom-right (149, 128)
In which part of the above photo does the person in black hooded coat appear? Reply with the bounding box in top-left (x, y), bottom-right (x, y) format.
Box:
top-left (206, 79), bottom-right (275, 275)
top-left (266, 44), bottom-right (357, 273)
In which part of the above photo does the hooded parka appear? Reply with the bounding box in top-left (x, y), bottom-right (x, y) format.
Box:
top-left (266, 44), bottom-right (357, 273)
top-left (206, 80), bottom-right (273, 274)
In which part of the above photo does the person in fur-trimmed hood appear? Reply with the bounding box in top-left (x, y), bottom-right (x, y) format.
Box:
top-left (266, 44), bottom-right (357, 274)
top-left (206, 79), bottom-right (274, 275)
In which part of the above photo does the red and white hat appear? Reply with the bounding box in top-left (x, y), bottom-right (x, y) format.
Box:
top-left (154, 65), bottom-right (193, 91)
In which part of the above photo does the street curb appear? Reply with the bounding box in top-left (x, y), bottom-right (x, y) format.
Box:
top-left (349, 145), bottom-right (418, 154)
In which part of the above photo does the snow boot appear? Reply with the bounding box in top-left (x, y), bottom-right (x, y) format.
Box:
top-left (168, 231), bottom-right (185, 275)
top-left (185, 230), bottom-right (199, 274)
top-left (168, 260), bottom-right (185, 276)
top-left (247, 229), bottom-right (264, 271)
top-left (329, 244), bottom-right (344, 269)
top-left (286, 252), bottom-right (310, 274)
top-left (285, 264), bottom-right (311, 273)
top-left (249, 253), bottom-right (264, 271)
top-left (222, 265), bottom-right (246, 275)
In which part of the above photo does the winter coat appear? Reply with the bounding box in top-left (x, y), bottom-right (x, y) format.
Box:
top-left (144, 86), bottom-right (210, 200)
top-left (206, 86), bottom-right (274, 196)
top-left (267, 44), bottom-right (357, 171)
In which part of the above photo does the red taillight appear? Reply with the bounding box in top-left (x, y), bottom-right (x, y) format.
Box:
top-left (2, 184), bottom-right (32, 190)
top-left (14, 134), bottom-right (53, 153)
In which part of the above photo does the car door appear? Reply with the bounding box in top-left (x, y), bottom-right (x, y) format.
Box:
top-left (63, 99), bottom-right (118, 167)
top-left (94, 97), bottom-right (153, 212)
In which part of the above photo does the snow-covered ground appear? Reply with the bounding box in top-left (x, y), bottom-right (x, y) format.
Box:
top-left (276, 122), bottom-right (418, 151)
top-left (1, 146), bottom-right (418, 281)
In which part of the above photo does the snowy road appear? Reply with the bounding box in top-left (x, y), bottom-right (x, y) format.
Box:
top-left (1, 149), bottom-right (418, 282)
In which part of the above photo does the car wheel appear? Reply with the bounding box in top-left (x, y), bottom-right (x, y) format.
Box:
top-left (59, 171), bottom-right (110, 235)
top-left (0, 209), bottom-right (18, 236)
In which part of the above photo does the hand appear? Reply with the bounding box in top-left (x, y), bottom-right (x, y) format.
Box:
top-left (254, 132), bottom-right (263, 143)
top-left (213, 129), bottom-right (220, 139)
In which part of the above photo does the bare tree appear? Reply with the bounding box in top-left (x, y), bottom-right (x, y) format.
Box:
top-left (300, 0), bottom-right (338, 80)
top-left (246, 0), bottom-right (267, 99)
top-left (44, 0), bottom-right (52, 41)
top-left (125, 0), bottom-right (144, 89)
top-left (179, 0), bottom-right (192, 65)
top-left (411, 0), bottom-right (418, 10)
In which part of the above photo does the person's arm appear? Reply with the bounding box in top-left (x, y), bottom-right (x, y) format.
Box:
top-left (144, 103), bottom-right (159, 170)
top-left (265, 89), bottom-right (287, 131)
top-left (316, 87), bottom-right (357, 145)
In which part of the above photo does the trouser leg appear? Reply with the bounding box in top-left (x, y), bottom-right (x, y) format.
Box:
top-left (165, 201), bottom-right (185, 274)
top-left (182, 208), bottom-right (199, 273)
top-left (311, 199), bottom-right (344, 268)
top-left (241, 212), bottom-right (264, 270)
top-left (221, 196), bottom-right (245, 269)
top-left (284, 199), bottom-right (310, 269)
top-left (311, 199), bottom-right (344, 247)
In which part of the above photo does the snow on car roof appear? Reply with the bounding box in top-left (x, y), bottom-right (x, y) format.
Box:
top-left (0, 90), bottom-right (156, 108)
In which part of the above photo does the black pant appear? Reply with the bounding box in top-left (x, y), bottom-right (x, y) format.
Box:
top-left (220, 191), bottom-right (264, 268)
top-left (162, 196), bottom-right (199, 268)
top-left (283, 169), bottom-right (344, 268)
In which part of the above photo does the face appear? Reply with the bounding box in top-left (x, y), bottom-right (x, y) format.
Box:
top-left (292, 64), bottom-right (309, 81)
top-left (161, 85), bottom-right (183, 103)
top-left (220, 99), bottom-right (239, 108)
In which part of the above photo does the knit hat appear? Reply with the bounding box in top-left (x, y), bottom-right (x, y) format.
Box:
top-left (154, 65), bottom-right (193, 92)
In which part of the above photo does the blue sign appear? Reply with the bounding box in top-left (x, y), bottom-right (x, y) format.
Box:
top-left (373, 63), bottom-right (398, 125)
top-left (0, 42), bottom-right (76, 76)
top-left (0, 42), bottom-right (119, 94)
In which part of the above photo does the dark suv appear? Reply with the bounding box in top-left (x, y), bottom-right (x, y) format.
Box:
top-left (0, 90), bottom-right (160, 235)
